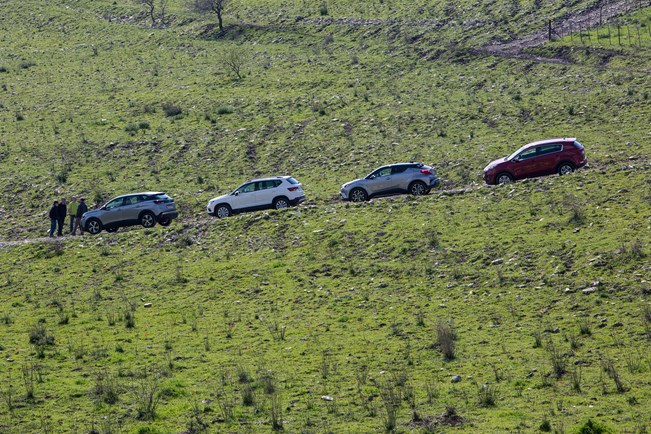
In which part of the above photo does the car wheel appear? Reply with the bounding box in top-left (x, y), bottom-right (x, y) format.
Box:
top-left (86, 218), bottom-right (102, 235)
top-left (350, 188), bottom-right (368, 202)
top-left (158, 217), bottom-right (172, 227)
top-left (496, 172), bottom-right (513, 185)
top-left (409, 181), bottom-right (428, 196)
top-left (273, 197), bottom-right (290, 209)
top-left (215, 204), bottom-right (231, 219)
top-left (140, 211), bottom-right (156, 228)
top-left (106, 227), bottom-right (118, 233)
top-left (558, 163), bottom-right (574, 176)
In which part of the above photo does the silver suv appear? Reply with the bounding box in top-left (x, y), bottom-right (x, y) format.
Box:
top-left (341, 163), bottom-right (439, 202)
top-left (80, 192), bottom-right (178, 235)
top-left (207, 176), bottom-right (305, 218)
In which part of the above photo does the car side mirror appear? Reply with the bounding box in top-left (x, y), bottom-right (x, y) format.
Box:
top-left (233, 191), bottom-right (239, 196)
top-left (513, 157), bottom-right (520, 162)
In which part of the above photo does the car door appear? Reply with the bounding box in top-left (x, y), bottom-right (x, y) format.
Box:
top-left (232, 182), bottom-right (258, 210)
top-left (251, 181), bottom-right (275, 208)
top-left (366, 166), bottom-right (394, 195)
top-left (536, 144), bottom-right (563, 175)
top-left (259, 180), bottom-right (282, 207)
top-left (101, 197), bottom-right (126, 225)
top-left (511, 147), bottom-right (540, 179)
top-left (121, 195), bottom-right (147, 223)
top-left (391, 165), bottom-right (412, 192)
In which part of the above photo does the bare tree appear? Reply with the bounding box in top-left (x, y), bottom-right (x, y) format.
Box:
top-left (137, 0), bottom-right (157, 26)
top-left (191, 0), bottom-right (229, 32)
top-left (223, 45), bottom-right (247, 80)
top-left (136, 0), bottom-right (167, 27)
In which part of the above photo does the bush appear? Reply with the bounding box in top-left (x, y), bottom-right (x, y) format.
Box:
top-left (436, 321), bottom-right (457, 361)
top-left (0, 66), bottom-right (8, 73)
top-left (162, 103), bottom-right (182, 117)
top-left (28, 323), bottom-right (54, 346)
top-left (319, 3), bottom-right (328, 15)
top-left (575, 419), bottom-right (612, 434)
top-left (217, 106), bottom-right (233, 115)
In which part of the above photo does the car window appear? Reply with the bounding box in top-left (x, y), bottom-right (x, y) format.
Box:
top-left (287, 177), bottom-right (299, 185)
top-left (518, 147), bottom-right (538, 160)
top-left (124, 196), bottom-right (140, 206)
top-left (392, 165), bottom-right (408, 174)
top-left (238, 183), bottom-right (255, 194)
top-left (538, 144), bottom-right (562, 155)
top-left (105, 198), bottom-right (124, 210)
top-left (375, 167), bottom-right (392, 177)
top-left (258, 181), bottom-right (278, 190)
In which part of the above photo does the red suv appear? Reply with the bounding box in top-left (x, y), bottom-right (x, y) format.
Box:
top-left (483, 138), bottom-right (587, 185)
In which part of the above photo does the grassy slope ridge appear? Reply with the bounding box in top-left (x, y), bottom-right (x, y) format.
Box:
top-left (1, 0), bottom-right (650, 432)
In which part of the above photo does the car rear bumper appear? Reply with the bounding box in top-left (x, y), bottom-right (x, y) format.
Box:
top-left (577, 158), bottom-right (587, 168)
top-left (429, 177), bottom-right (440, 188)
top-left (290, 195), bottom-right (306, 206)
top-left (159, 210), bottom-right (178, 220)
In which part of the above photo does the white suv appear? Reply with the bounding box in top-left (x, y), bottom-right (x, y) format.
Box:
top-left (207, 176), bottom-right (305, 218)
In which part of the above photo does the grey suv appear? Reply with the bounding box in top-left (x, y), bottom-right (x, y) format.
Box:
top-left (80, 192), bottom-right (178, 235)
top-left (341, 163), bottom-right (439, 202)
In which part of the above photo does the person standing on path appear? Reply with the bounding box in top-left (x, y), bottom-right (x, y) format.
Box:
top-left (49, 201), bottom-right (59, 237)
top-left (56, 197), bottom-right (67, 236)
top-left (68, 197), bottom-right (79, 234)
top-left (73, 197), bottom-right (88, 235)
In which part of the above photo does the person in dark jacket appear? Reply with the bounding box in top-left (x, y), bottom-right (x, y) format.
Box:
top-left (73, 198), bottom-right (88, 235)
top-left (56, 197), bottom-right (67, 236)
top-left (49, 201), bottom-right (59, 237)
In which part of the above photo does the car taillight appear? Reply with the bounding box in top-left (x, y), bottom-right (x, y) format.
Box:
top-left (154, 200), bottom-right (164, 204)
top-left (288, 186), bottom-right (300, 192)
top-left (420, 169), bottom-right (432, 175)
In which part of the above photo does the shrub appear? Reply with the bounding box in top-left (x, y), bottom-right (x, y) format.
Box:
top-left (477, 383), bottom-right (499, 407)
top-left (575, 419), bottom-right (612, 434)
top-left (539, 414), bottom-right (552, 431)
top-left (319, 3), bottom-right (328, 15)
top-left (0, 66), bottom-right (7, 73)
top-left (547, 340), bottom-right (566, 378)
top-left (162, 103), bottom-right (182, 117)
top-left (217, 106), bottom-right (233, 115)
top-left (93, 369), bottom-right (121, 404)
top-left (29, 323), bottom-right (54, 346)
top-left (436, 321), bottom-right (457, 361)
top-left (133, 375), bottom-right (161, 421)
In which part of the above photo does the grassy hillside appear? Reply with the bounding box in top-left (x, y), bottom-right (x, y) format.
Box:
top-left (0, 0), bottom-right (650, 432)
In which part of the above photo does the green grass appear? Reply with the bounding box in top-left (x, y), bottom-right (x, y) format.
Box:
top-left (0, 0), bottom-right (650, 432)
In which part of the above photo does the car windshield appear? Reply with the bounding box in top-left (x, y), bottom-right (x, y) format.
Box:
top-left (287, 177), bottom-right (300, 185)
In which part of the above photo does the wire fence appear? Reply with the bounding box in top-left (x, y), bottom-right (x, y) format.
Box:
top-left (548, 0), bottom-right (651, 48)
